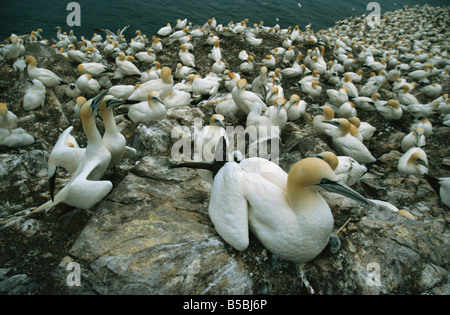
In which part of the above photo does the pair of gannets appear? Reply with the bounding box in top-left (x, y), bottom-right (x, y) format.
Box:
top-left (199, 152), bottom-right (369, 263)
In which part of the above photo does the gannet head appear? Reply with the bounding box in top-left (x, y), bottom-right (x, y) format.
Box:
top-left (118, 52), bottom-right (126, 61)
top-left (314, 151), bottom-right (339, 171)
top-left (147, 91), bottom-right (164, 106)
top-left (409, 152), bottom-right (428, 168)
top-left (210, 114), bottom-right (225, 128)
top-left (286, 94), bottom-right (300, 110)
top-left (320, 106), bottom-right (335, 120)
top-left (323, 118), bottom-right (351, 134)
top-left (311, 81), bottom-right (320, 89)
top-left (77, 64), bottom-right (84, 74)
top-left (0, 103), bottom-right (8, 117)
top-left (214, 40), bottom-right (220, 47)
top-left (387, 100), bottom-right (401, 109)
top-left (237, 79), bottom-right (247, 93)
top-left (25, 56), bottom-right (37, 65)
top-left (288, 158), bottom-right (369, 205)
top-left (275, 97), bottom-right (286, 114)
top-left (160, 67), bottom-right (173, 84)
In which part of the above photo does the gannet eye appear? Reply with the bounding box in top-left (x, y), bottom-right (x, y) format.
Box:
top-left (320, 178), bottom-right (333, 185)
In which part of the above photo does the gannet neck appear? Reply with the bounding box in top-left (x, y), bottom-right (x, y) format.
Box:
top-left (100, 102), bottom-right (118, 133)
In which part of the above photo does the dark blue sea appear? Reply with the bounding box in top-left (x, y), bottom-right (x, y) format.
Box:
top-left (1, 0), bottom-right (449, 41)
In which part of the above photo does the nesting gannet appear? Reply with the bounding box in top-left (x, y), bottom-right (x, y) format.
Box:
top-left (76, 74), bottom-right (101, 97)
top-left (31, 91), bottom-right (113, 213)
top-left (108, 84), bottom-right (140, 100)
top-left (348, 117), bottom-right (376, 141)
top-left (66, 83), bottom-right (82, 99)
top-left (115, 52), bottom-right (141, 77)
top-left (352, 94), bottom-right (376, 111)
top-left (191, 74), bottom-right (221, 97)
top-left (265, 86), bottom-right (283, 107)
top-left (176, 18), bottom-right (188, 30)
top-left (301, 81), bottom-right (322, 98)
top-left (163, 89), bottom-right (191, 108)
top-left (299, 69), bottom-right (320, 84)
top-left (398, 147), bottom-right (428, 175)
top-left (280, 53), bottom-right (304, 78)
top-left (251, 66), bottom-right (268, 97)
top-left (0, 102), bottom-right (34, 148)
top-left (179, 44), bottom-right (196, 68)
top-left (401, 127), bottom-right (426, 152)
top-left (127, 91), bottom-right (167, 123)
top-left (261, 55), bottom-right (276, 69)
top-left (25, 56), bottom-right (65, 87)
top-left (345, 69), bottom-right (363, 83)
top-left (232, 79), bottom-right (267, 115)
top-left (77, 62), bottom-right (112, 77)
top-left (208, 157), bottom-right (368, 263)
top-left (135, 49), bottom-right (156, 64)
top-left (375, 99), bottom-right (403, 121)
top-left (212, 60), bottom-right (226, 75)
top-left (157, 23), bottom-right (172, 37)
top-left (422, 83), bottom-right (442, 99)
top-left (313, 105), bottom-right (337, 135)
top-left (223, 71), bottom-right (240, 92)
top-left (327, 87), bottom-right (349, 107)
top-left (397, 85), bottom-right (419, 105)
top-left (175, 62), bottom-right (194, 80)
top-left (240, 56), bottom-right (255, 74)
top-left (423, 175), bottom-right (450, 208)
top-left (209, 40), bottom-right (222, 62)
top-left (337, 102), bottom-right (357, 119)
top-left (408, 64), bottom-right (433, 83)
top-left (339, 74), bottom-right (358, 98)
top-left (315, 151), bottom-right (367, 186)
top-left (265, 97), bottom-right (288, 130)
top-left (286, 94), bottom-right (306, 121)
top-left (99, 96), bottom-right (136, 169)
top-left (67, 44), bottom-right (86, 63)
top-left (324, 119), bottom-right (376, 164)
top-left (193, 114), bottom-right (229, 183)
top-left (129, 67), bottom-right (173, 101)
top-left (23, 79), bottom-right (46, 111)
top-left (359, 79), bottom-right (381, 97)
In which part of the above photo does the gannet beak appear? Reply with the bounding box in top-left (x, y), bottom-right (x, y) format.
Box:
top-left (91, 90), bottom-right (109, 110)
top-left (277, 105), bottom-right (282, 115)
top-left (217, 120), bottom-right (226, 128)
top-left (416, 158), bottom-right (428, 168)
top-left (105, 97), bottom-right (126, 108)
top-left (323, 120), bottom-right (340, 127)
top-left (319, 179), bottom-right (369, 205)
top-left (286, 100), bottom-right (294, 111)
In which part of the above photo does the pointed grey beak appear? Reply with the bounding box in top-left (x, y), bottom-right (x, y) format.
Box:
top-left (416, 158), bottom-right (428, 168)
top-left (323, 120), bottom-right (340, 127)
top-left (105, 97), bottom-right (126, 108)
top-left (91, 90), bottom-right (109, 111)
top-left (319, 179), bottom-right (369, 205)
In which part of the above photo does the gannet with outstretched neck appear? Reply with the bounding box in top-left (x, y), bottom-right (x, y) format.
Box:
top-left (208, 157), bottom-right (368, 263)
top-left (31, 91), bottom-right (113, 213)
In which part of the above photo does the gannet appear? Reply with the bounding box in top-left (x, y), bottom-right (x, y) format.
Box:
top-left (327, 87), bottom-right (349, 106)
top-left (157, 23), bottom-right (172, 37)
top-left (422, 83), bottom-right (442, 99)
top-left (324, 119), bottom-right (376, 164)
top-left (108, 84), bottom-right (140, 100)
top-left (240, 56), bottom-right (255, 74)
top-left (163, 89), bottom-right (191, 108)
top-left (176, 18), bottom-right (188, 30)
top-left (76, 74), bottom-right (101, 97)
top-left (313, 105), bottom-right (337, 135)
top-left (397, 85), bottom-right (419, 105)
top-left (23, 79), bottom-right (46, 111)
top-left (179, 44), bottom-right (196, 68)
top-left (99, 96), bottom-right (136, 169)
top-left (209, 40), bottom-right (222, 62)
top-left (299, 69), bottom-right (320, 84)
top-left (222, 71), bottom-right (240, 92)
top-left (401, 127), bottom-right (426, 152)
top-left (345, 69), bottom-right (363, 83)
top-left (191, 74), bottom-right (221, 96)
top-left (337, 102), bottom-right (357, 119)
top-left (265, 86), bottom-right (283, 107)
top-left (408, 64), bottom-right (433, 83)
top-left (375, 99), bottom-right (403, 121)
top-left (77, 62), bottom-right (112, 77)
top-left (232, 79), bottom-right (267, 115)
top-left (301, 81), bottom-right (322, 98)
top-left (315, 151), bottom-right (367, 186)
top-left (410, 119), bottom-right (433, 137)
top-left (115, 53), bottom-right (141, 77)
top-left (352, 94), bottom-right (377, 111)
top-left (339, 74), bottom-right (358, 98)
top-left (66, 83), bottom-right (82, 99)
top-left (250, 66), bottom-right (268, 98)
top-left (286, 94), bottom-right (306, 121)
top-left (261, 55), bottom-right (276, 69)
top-left (208, 156), bottom-right (368, 263)
top-left (0, 103), bottom-right (34, 148)
top-left (348, 117), bottom-right (376, 141)
top-left (398, 147), bottom-right (428, 175)
top-left (25, 56), bottom-right (65, 87)
top-left (31, 91), bottom-right (113, 213)
top-left (135, 49), bottom-right (156, 64)
top-left (129, 67), bottom-right (173, 101)
top-left (265, 97), bottom-right (288, 131)
top-left (151, 37), bottom-right (163, 53)
top-left (423, 175), bottom-right (450, 208)
top-left (280, 53), bottom-right (304, 78)
top-left (212, 60), bottom-right (226, 75)
top-left (175, 63), bottom-right (194, 80)
top-left (67, 44), bottom-right (86, 63)
top-left (128, 91), bottom-right (167, 123)
top-left (193, 114), bottom-right (229, 183)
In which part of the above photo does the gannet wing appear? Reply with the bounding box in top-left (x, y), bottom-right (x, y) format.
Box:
top-left (239, 157), bottom-right (288, 191)
top-left (209, 162), bottom-right (250, 251)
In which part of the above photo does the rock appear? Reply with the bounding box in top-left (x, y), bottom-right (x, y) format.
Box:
top-left (67, 156), bottom-right (252, 294)
top-left (0, 274), bottom-right (41, 295)
top-left (418, 263), bottom-right (449, 291)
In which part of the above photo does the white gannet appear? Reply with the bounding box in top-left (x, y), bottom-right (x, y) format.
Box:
top-left (265, 97), bottom-right (288, 131)
top-left (31, 91), bottom-right (113, 213)
top-left (135, 49), bottom-right (156, 64)
top-left (375, 99), bottom-right (403, 121)
top-left (301, 81), bottom-right (322, 98)
top-left (423, 175), bottom-right (450, 208)
top-left (0, 102), bottom-right (34, 148)
top-left (422, 83), bottom-right (442, 99)
top-left (77, 62), bottom-right (112, 77)
top-left (408, 64), bottom-right (433, 83)
top-left (128, 67), bottom-right (174, 101)
top-left (299, 69), bottom-right (320, 84)
top-left (108, 84), bottom-right (140, 100)
top-left (163, 89), bottom-right (191, 108)
top-left (99, 96), bottom-right (136, 169)
top-left (352, 94), bottom-right (377, 112)
top-left (115, 52), bottom-right (141, 77)
top-left (339, 74), bottom-right (358, 98)
top-left (280, 53), bottom-right (304, 78)
top-left (157, 23), bottom-right (172, 37)
top-left (405, 100), bottom-right (440, 119)
top-left (401, 127), bottom-right (426, 152)
top-left (207, 156), bottom-right (368, 263)
top-left (25, 56), bottom-right (65, 87)
top-left (223, 70), bottom-right (240, 92)
top-left (327, 87), bottom-right (349, 106)
top-left (265, 85), bottom-right (283, 107)
top-left (337, 101), bottom-right (357, 119)
top-left (240, 56), bottom-right (255, 74)
top-left (348, 117), bottom-right (376, 141)
top-left (151, 37), bottom-right (163, 53)
top-left (209, 40), bottom-right (222, 62)
top-left (324, 118), bottom-right (376, 164)
top-left (313, 105), bottom-right (337, 135)
top-left (65, 82), bottom-right (82, 99)
top-left (397, 85), bottom-right (419, 105)
top-left (191, 74), bottom-right (221, 97)
top-left (23, 79), bottom-right (46, 111)
top-left (128, 91), bottom-right (167, 123)
top-left (261, 55), bottom-right (276, 69)
top-left (410, 119), bottom-right (433, 137)
top-left (316, 151), bottom-right (367, 186)
top-left (251, 66), bottom-right (268, 97)
top-left (67, 44), bottom-right (86, 63)
top-left (212, 60), bottom-right (226, 75)
top-left (232, 79), bottom-right (267, 115)
top-left (179, 44), bottom-right (196, 68)
top-left (76, 74), bottom-right (101, 97)
top-left (398, 147), bottom-right (428, 175)
top-left (176, 18), bottom-right (188, 30)
top-left (286, 94), bottom-right (306, 121)
top-left (175, 62), bottom-right (194, 80)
